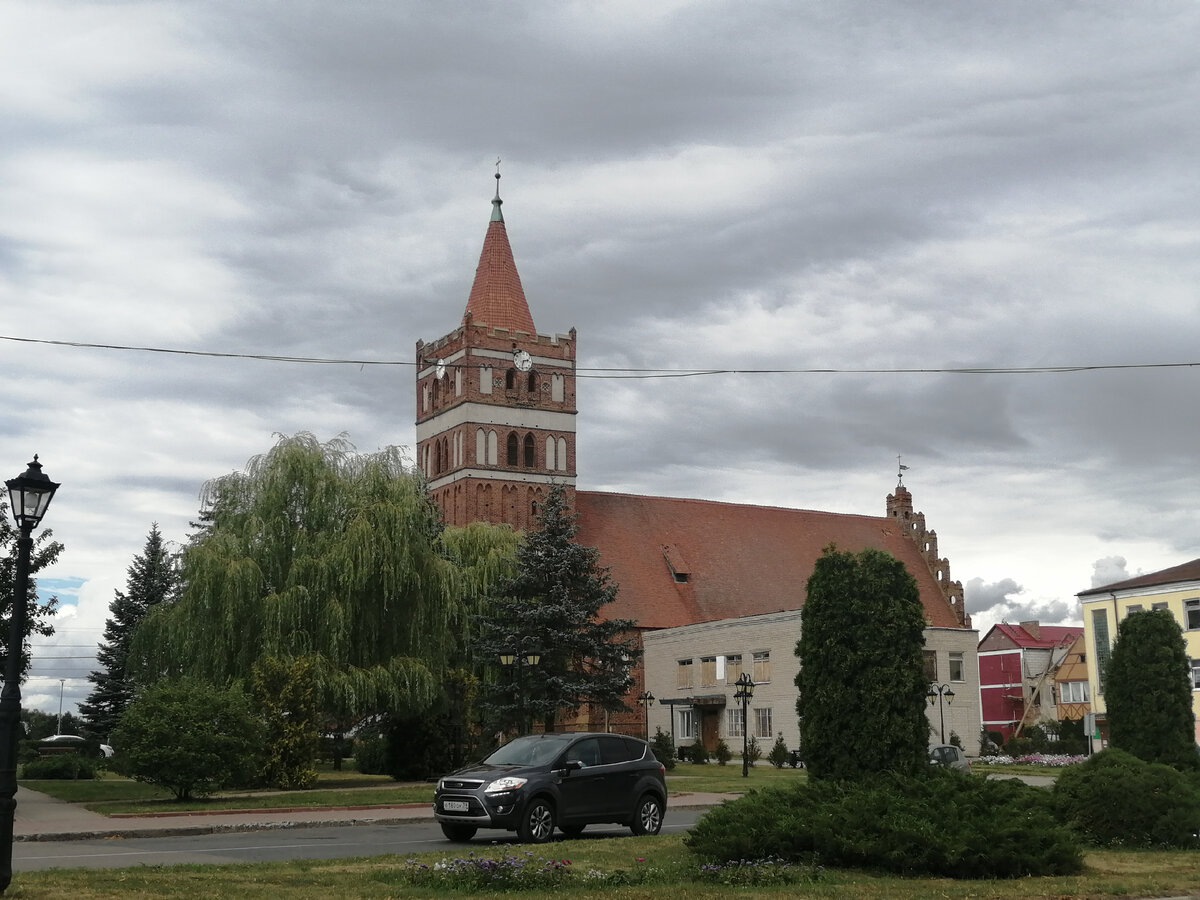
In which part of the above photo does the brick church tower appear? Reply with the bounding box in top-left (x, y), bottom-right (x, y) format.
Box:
top-left (415, 174), bottom-right (577, 529)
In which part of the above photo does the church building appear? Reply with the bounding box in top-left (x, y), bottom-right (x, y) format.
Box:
top-left (416, 177), bottom-right (981, 752)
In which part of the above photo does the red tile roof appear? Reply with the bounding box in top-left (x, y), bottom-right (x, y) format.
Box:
top-left (462, 193), bottom-right (536, 334)
top-left (1076, 557), bottom-right (1200, 597)
top-left (574, 491), bottom-right (967, 630)
top-left (983, 623), bottom-right (1083, 650)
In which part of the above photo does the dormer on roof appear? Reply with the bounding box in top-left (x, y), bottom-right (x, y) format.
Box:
top-left (462, 171), bottom-right (536, 334)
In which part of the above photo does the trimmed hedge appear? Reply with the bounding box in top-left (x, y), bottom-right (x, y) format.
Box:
top-left (22, 753), bottom-right (97, 780)
top-left (685, 769), bottom-right (1083, 878)
top-left (1052, 747), bottom-right (1200, 848)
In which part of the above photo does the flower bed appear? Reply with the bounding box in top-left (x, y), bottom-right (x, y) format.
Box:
top-left (973, 753), bottom-right (1087, 767)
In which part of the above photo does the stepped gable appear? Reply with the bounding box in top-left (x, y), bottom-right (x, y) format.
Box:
top-left (573, 491), bottom-right (966, 630)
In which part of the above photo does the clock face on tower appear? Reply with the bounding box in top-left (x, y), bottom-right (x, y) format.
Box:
top-left (513, 349), bottom-right (533, 372)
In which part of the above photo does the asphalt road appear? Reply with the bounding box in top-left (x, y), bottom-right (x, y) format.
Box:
top-left (13, 809), bottom-right (708, 872)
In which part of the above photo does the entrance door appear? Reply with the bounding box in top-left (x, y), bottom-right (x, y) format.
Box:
top-left (701, 709), bottom-right (720, 751)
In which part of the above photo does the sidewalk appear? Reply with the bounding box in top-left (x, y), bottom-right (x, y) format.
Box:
top-left (14, 787), bottom-right (735, 842)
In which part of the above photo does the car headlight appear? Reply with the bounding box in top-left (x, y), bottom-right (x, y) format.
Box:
top-left (485, 776), bottom-right (528, 793)
top-left (437, 778), bottom-right (447, 791)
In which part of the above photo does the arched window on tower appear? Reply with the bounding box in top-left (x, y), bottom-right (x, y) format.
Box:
top-left (505, 368), bottom-right (516, 390)
top-left (545, 435), bottom-right (557, 471)
top-left (506, 432), bottom-right (519, 467)
top-left (527, 369), bottom-right (537, 393)
top-left (557, 437), bottom-right (567, 471)
top-left (523, 433), bottom-right (536, 468)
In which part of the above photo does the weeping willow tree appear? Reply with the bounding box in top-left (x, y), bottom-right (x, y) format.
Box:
top-left (131, 433), bottom-right (518, 722)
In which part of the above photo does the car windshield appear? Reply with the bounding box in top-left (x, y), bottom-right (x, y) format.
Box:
top-left (484, 735), bottom-right (574, 767)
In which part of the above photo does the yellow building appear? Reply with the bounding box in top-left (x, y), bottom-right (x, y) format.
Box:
top-left (1077, 559), bottom-right (1200, 746)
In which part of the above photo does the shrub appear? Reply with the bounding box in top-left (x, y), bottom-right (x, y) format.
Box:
top-left (111, 677), bottom-right (262, 800)
top-left (713, 739), bottom-right (732, 766)
top-left (948, 730), bottom-right (963, 749)
top-left (1052, 747), bottom-right (1200, 848)
top-left (651, 728), bottom-right (676, 771)
top-left (354, 730), bottom-right (389, 775)
top-left (22, 753), bottom-right (96, 780)
top-left (767, 733), bottom-right (789, 768)
top-left (744, 735), bottom-right (762, 767)
top-left (1003, 735), bottom-right (1034, 757)
top-left (689, 743), bottom-right (711, 764)
top-left (686, 769), bottom-right (1083, 878)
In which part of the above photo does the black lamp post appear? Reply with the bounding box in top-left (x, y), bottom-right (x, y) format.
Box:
top-left (1, 456), bottom-right (59, 893)
top-left (499, 648), bottom-right (541, 735)
top-left (637, 690), bottom-right (655, 740)
top-left (734, 672), bottom-right (755, 778)
top-left (927, 683), bottom-right (955, 744)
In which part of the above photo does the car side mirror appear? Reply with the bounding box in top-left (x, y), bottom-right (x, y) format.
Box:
top-left (558, 759), bottom-right (584, 774)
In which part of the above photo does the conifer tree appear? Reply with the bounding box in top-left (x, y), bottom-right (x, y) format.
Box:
top-left (1105, 608), bottom-right (1197, 770)
top-left (0, 498), bottom-right (62, 678)
top-left (80, 524), bottom-right (177, 739)
top-left (795, 545), bottom-right (929, 780)
top-left (475, 485), bottom-right (639, 734)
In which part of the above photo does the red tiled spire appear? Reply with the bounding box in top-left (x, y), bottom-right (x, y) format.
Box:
top-left (462, 173), bottom-right (536, 334)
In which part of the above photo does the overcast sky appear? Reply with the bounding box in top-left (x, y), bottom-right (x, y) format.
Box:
top-left (3, 1), bottom-right (1198, 718)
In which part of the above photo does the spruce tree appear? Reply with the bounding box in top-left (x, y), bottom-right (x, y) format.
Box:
top-left (795, 546), bottom-right (930, 781)
top-left (0, 498), bottom-right (63, 678)
top-left (475, 484), bottom-right (639, 734)
top-left (1105, 608), bottom-right (1197, 770)
top-left (80, 524), bottom-right (177, 738)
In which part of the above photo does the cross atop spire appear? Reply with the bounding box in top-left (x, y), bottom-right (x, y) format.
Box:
top-left (462, 168), bottom-right (536, 334)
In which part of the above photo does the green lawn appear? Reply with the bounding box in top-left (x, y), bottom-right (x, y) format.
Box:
top-left (21, 759), bottom-right (1054, 816)
top-left (7, 833), bottom-right (1199, 900)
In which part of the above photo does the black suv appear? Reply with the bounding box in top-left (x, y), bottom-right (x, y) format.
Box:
top-left (434, 732), bottom-right (667, 843)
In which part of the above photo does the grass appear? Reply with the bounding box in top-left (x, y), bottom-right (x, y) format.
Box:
top-left (8, 833), bottom-right (1200, 899)
top-left (21, 759), bottom-right (1054, 816)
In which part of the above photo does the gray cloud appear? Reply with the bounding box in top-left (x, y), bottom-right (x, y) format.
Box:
top-left (4, 1), bottom-right (1200, 714)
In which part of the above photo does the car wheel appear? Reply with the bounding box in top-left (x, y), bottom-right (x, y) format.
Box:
top-left (518, 798), bottom-right (556, 843)
top-left (559, 823), bottom-right (586, 838)
top-left (440, 823), bottom-right (477, 842)
top-left (630, 793), bottom-right (663, 836)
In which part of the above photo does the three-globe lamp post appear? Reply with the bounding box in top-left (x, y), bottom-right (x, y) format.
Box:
top-left (927, 682), bottom-right (955, 744)
top-left (1, 457), bottom-right (59, 894)
top-left (637, 690), bottom-right (655, 741)
top-left (499, 648), bottom-right (541, 735)
top-left (734, 671), bottom-right (755, 777)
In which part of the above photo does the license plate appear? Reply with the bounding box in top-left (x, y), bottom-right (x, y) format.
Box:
top-left (443, 800), bottom-right (470, 812)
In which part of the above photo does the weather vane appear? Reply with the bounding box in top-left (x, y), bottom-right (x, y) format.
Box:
top-left (897, 455), bottom-right (910, 484)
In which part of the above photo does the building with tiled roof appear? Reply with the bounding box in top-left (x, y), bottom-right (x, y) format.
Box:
top-left (416, 180), bottom-right (981, 752)
top-left (977, 621), bottom-right (1085, 741)
top-left (1077, 559), bottom-right (1200, 748)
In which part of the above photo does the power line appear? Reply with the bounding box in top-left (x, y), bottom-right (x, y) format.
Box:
top-left (2, 333), bottom-right (1197, 378)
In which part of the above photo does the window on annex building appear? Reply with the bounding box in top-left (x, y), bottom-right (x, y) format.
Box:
top-left (1092, 609), bottom-right (1111, 693)
top-left (700, 657), bottom-right (717, 687)
top-left (752, 651), bottom-right (771, 683)
top-left (1185, 598), bottom-right (1200, 631)
top-left (923, 649), bottom-right (937, 682)
top-left (754, 707), bottom-right (772, 739)
top-left (727, 707), bottom-right (744, 738)
top-left (1126, 604), bottom-right (1144, 615)
top-left (678, 709), bottom-right (697, 739)
top-left (676, 659), bottom-right (694, 690)
top-left (725, 654), bottom-right (743, 683)
top-left (1191, 659), bottom-right (1200, 691)
top-left (1060, 680), bottom-right (1089, 703)
top-left (949, 651), bottom-right (965, 683)
top-left (1152, 601), bottom-right (1169, 612)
